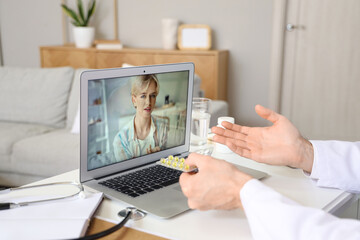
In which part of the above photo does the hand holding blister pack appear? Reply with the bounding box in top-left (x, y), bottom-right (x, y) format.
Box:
top-left (156, 155), bottom-right (198, 173)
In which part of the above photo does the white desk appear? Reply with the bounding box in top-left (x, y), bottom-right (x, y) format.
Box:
top-left (32, 146), bottom-right (357, 240)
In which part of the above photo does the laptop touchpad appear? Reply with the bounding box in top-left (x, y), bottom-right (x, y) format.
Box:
top-left (173, 185), bottom-right (182, 192)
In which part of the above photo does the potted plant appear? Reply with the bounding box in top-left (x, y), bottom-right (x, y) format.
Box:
top-left (61, 0), bottom-right (96, 48)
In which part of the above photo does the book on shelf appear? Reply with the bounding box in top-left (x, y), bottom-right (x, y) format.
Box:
top-left (94, 39), bottom-right (123, 50)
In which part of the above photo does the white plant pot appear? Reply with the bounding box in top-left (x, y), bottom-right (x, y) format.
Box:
top-left (73, 26), bottom-right (95, 48)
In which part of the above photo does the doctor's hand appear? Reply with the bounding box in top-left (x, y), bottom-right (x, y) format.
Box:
top-left (211, 105), bottom-right (314, 173)
top-left (179, 153), bottom-right (253, 210)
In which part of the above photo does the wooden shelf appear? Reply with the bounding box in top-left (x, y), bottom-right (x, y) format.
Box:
top-left (40, 45), bottom-right (229, 100)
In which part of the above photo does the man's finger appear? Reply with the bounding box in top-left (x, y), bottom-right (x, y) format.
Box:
top-left (212, 134), bottom-right (227, 145)
top-left (179, 172), bottom-right (190, 191)
top-left (185, 153), bottom-right (207, 167)
top-left (188, 200), bottom-right (211, 211)
top-left (255, 104), bottom-right (280, 124)
top-left (221, 122), bottom-right (250, 135)
top-left (212, 127), bottom-right (247, 141)
top-left (213, 135), bottom-right (248, 149)
top-left (211, 126), bottom-right (225, 135)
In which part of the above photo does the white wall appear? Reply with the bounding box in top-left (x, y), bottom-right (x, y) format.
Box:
top-left (0, 0), bottom-right (273, 126)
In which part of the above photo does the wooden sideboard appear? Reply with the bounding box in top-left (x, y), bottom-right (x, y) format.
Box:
top-left (40, 46), bottom-right (228, 100)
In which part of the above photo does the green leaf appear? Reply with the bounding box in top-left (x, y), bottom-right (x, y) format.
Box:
top-left (61, 0), bottom-right (95, 27)
top-left (61, 4), bottom-right (82, 26)
top-left (72, 21), bottom-right (82, 27)
top-left (84, 0), bottom-right (96, 26)
top-left (77, 0), bottom-right (85, 26)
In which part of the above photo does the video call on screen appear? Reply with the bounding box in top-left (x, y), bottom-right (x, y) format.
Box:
top-left (87, 71), bottom-right (189, 170)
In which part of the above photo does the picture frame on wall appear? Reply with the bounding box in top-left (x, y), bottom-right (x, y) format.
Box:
top-left (177, 24), bottom-right (212, 50)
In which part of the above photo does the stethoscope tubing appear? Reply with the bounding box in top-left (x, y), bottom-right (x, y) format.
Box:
top-left (0, 181), bottom-right (84, 210)
top-left (0, 182), bottom-right (147, 239)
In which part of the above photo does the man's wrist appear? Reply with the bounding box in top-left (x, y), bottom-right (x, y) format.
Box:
top-left (297, 137), bottom-right (314, 173)
top-left (233, 170), bottom-right (253, 208)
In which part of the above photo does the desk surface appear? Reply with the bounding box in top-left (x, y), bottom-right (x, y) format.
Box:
top-left (34, 145), bottom-right (355, 240)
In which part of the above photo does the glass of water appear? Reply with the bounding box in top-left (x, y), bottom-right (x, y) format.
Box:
top-left (191, 98), bottom-right (211, 146)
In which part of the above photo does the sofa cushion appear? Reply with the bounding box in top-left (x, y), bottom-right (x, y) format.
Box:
top-left (11, 129), bottom-right (80, 177)
top-left (0, 122), bottom-right (54, 156)
top-left (66, 69), bottom-right (87, 129)
top-left (0, 66), bottom-right (74, 128)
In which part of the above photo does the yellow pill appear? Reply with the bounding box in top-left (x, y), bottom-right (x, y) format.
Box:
top-left (172, 162), bottom-right (178, 167)
top-left (168, 155), bottom-right (174, 160)
top-left (167, 160), bottom-right (172, 166)
top-left (161, 158), bottom-right (166, 163)
top-left (179, 163), bottom-right (184, 169)
top-left (174, 156), bottom-right (179, 162)
top-left (185, 165), bottom-right (190, 171)
top-left (180, 158), bottom-right (185, 163)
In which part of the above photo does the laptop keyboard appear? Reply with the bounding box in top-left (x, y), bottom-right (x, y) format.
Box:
top-left (99, 164), bottom-right (182, 198)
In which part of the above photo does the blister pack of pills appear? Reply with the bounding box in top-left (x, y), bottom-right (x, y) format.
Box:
top-left (156, 155), bottom-right (198, 173)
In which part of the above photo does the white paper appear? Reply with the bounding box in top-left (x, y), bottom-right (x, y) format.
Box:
top-left (182, 28), bottom-right (208, 48)
top-left (0, 192), bottom-right (103, 239)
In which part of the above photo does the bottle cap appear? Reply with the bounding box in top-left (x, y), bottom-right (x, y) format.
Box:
top-left (218, 116), bottom-right (235, 126)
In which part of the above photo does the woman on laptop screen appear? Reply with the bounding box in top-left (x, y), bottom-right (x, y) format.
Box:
top-left (113, 74), bottom-right (168, 161)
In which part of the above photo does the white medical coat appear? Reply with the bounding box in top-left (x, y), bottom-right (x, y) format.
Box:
top-left (240, 140), bottom-right (360, 240)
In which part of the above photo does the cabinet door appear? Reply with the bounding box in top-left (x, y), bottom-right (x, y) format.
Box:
top-left (97, 51), bottom-right (222, 100)
top-left (281, 0), bottom-right (360, 140)
top-left (96, 52), bottom-right (155, 68)
top-left (40, 48), bottom-right (95, 68)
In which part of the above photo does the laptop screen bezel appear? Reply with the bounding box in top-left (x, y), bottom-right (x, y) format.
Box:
top-left (80, 63), bottom-right (194, 183)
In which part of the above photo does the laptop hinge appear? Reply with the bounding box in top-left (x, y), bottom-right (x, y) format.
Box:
top-left (93, 152), bottom-right (189, 181)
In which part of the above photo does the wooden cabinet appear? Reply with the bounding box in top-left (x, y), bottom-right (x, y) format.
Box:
top-left (40, 46), bottom-right (228, 100)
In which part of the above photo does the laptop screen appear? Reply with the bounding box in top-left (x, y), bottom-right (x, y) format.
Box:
top-left (87, 70), bottom-right (190, 171)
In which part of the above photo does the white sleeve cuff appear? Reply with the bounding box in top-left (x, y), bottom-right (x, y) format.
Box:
top-left (309, 140), bottom-right (320, 180)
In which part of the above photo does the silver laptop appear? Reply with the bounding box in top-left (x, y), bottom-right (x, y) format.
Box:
top-left (80, 63), bottom-right (267, 218)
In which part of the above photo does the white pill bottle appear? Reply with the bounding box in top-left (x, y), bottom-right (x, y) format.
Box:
top-left (215, 116), bottom-right (235, 153)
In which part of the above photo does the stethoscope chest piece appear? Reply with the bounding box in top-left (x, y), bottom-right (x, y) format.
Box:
top-left (118, 207), bottom-right (147, 221)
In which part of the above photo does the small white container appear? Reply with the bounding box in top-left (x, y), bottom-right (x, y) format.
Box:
top-left (162, 18), bottom-right (179, 50)
top-left (215, 116), bottom-right (235, 153)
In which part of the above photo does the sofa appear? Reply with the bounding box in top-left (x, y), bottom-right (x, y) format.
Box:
top-left (0, 66), bottom-right (228, 187)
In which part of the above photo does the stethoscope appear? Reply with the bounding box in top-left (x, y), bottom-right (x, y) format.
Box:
top-left (0, 181), bottom-right (147, 239)
top-left (76, 207), bottom-right (147, 240)
top-left (0, 181), bottom-right (85, 210)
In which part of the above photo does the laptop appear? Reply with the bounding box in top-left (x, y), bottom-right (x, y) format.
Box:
top-left (80, 63), bottom-right (267, 218)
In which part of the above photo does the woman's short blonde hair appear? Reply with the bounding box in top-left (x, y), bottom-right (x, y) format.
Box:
top-left (131, 74), bottom-right (160, 96)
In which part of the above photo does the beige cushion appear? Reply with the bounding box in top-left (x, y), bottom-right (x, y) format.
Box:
top-left (0, 172), bottom-right (43, 187)
top-left (0, 122), bottom-right (54, 156)
top-left (0, 66), bottom-right (74, 128)
top-left (11, 129), bottom-right (80, 177)
top-left (66, 69), bottom-right (88, 129)
top-left (0, 155), bottom-right (11, 171)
